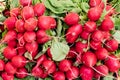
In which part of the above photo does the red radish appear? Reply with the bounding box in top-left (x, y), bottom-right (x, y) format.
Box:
top-left (67, 47), bottom-right (76, 59)
top-left (17, 46), bottom-right (26, 56)
top-left (25, 41), bottom-right (38, 54)
top-left (34, 3), bottom-right (46, 16)
top-left (79, 65), bottom-right (94, 80)
top-left (88, 6), bottom-right (102, 21)
top-left (38, 16), bottom-right (56, 30)
top-left (64, 12), bottom-right (79, 26)
top-left (4, 17), bottom-right (16, 30)
top-left (89, 0), bottom-right (101, 7)
top-left (5, 62), bottom-right (17, 75)
top-left (33, 54), bottom-right (47, 70)
top-left (47, 48), bottom-right (52, 58)
top-left (80, 31), bottom-right (90, 40)
top-left (11, 56), bottom-right (27, 68)
top-left (75, 53), bottom-right (82, 65)
top-left (91, 30), bottom-right (104, 42)
top-left (24, 18), bottom-right (38, 31)
top-left (90, 41), bottom-right (102, 50)
top-left (21, 6), bottom-right (34, 20)
top-left (94, 65), bottom-right (108, 78)
top-left (102, 31), bottom-right (111, 40)
top-left (16, 68), bottom-right (28, 78)
top-left (23, 31), bottom-right (36, 43)
top-left (82, 51), bottom-right (97, 67)
top-left (105, 39), bottom-right (118, 52)
top-left (106, 5), bottom-right (115, 16)
top-left (17, 33), bottom-right (25, 46)
top-left (66, 24), bottom-right (82, 43)
top-left (32, 67), bottom-right (43, 78)
top-left (95, 48), bottom-right (108, 60)
top-left (0, 60), bottom-right (5, 71)
top-left (53, 71), bottom-right (65, 80)
top-left (100, 19), bottom-right (114, 31)
top-left (105, 55), bottom-right (119, 72)
top-left (19, 0), bottom-right (32, 6)
top-left (59, 59), bottom-right (72, 72)
top-left (42, 59), bottom-right (56, 74)
top-left (3, 9), bottom-right (10, 17)
top-left (36, 30), bottom-right (51, 44)
top-left (1, 30), bottom-right (17, 44)
top-left (32, 50), bottom-right (39, 58)
top-left (15, 19), bottom-right (25, 33)
top-left (2, 72), bottom-right (14, 80)
top-left (84, 21), bottom-right (97, 32)
top-left (7, 39), bottom-right (17, 48)
top-left (41, 72), bottom-right (48, 78)
top-left (75, 41), bottom-right (87, 54)
top-left (3, 46), bottom-right (17, 59)
top-left (66, 66), bottom-right (79, 80)
top-left (10, 8), bottom-right (20, 17)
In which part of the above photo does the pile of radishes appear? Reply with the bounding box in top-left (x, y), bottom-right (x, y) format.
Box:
top-left (0, 0), bottom-right (120, 80)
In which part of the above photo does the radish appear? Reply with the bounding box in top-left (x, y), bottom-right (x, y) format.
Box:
top-left (33, 54), bottom-right (47, 70)
top-left (66, 66), bottom-right (79, 80)
top-left (84, 21), bottom-right (97, 32)
top-left (24, 18), bottom-right (38, 31)
top-left (41, 72), bottom-right (48, 79)
top-left (10, 8), bottom-right (20, 17)
top-left (59, 59), bottom-right (72, 72)
top-left (102, 31), bottom-right (111, 40)
top-left (7, 39), bottom-right (17, 48)
top-left (11, 56), bottom-right (27, 68)
top-left (17, 33), bottom-right (25, 46)
top-left (64, 12), bottom-right (79, 26)
top-left (79, 65), bottom-right (94, 80)
top-left (25, 41), bottom-right (38, 54)
top-left (89, 0), bottom-right (101, 7)
top-left (66, 24), bottom-right (82, 43)
top-left (34, 3), bottom-right (46, 16)
top-left (42, 59), bottom-right (56, 74)
top-left (5, 62), bottom-right (17, 75)
top-left (19, 0), bottom-right (32, 6)
top-left (36, 30), bottom-right (51, 44)
top-left (75, 53), bottom-right (82, 65)
top-left (3, 46), bottom-right (17, 59)
top-left (88, 6), bottom-right (102, 21)
top-left (0, 60), bottom-right (5, 71)
top-left (1, 30), bottom-right (17, 43)
top-left (90, 41), bottom-right (102, 50)
top-left (2, 72), bottom-right (14, 80)
top-left (32, 67), bottom-right (43, 78)
top-left (23, 31), bottom-right (36, 43)
top-left (82, 51), bottom-right (97, 67)
top-left (21, 6), bottom-right (34, 20)
top-left (67, 47), bottom-right (76, 59)
top-left (100, 19), bottom-right (114, 31)
top-left (106, 5), bottom-right (115, 16)
top-left (94, 65), bottom-right (108, 78)
top-left (4, 17), bottom-right (16, 30)
top-left (53, 71), bottom-right (65, 80)
top-left (75, 41), bottom-right (87, 54)
top-left (105, 39), bottom-right (118, 52)
top-left (80, 31), bottom-right (90, 40)
top-left (38, 16), bottom-right (56, 30)
top-left (17, 46), bottom-right (26, 56)
top-left (3, 9), bottom-right (10, 17)
top-left (105, 55), bottom-right (119, 72)
top-left (91, 30), bottom-right (104, 42)
top-left (95, 48), bottom-right (108, 60)
top-left (15, 19), bottom-right (25, 33)
top-left (16, 68), bottom-right (28, 78)
top-left (47, 48), bottom-right (52, 58)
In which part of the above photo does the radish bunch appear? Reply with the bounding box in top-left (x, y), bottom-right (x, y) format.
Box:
top-left (0, 0), bottom-right (120, 80)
